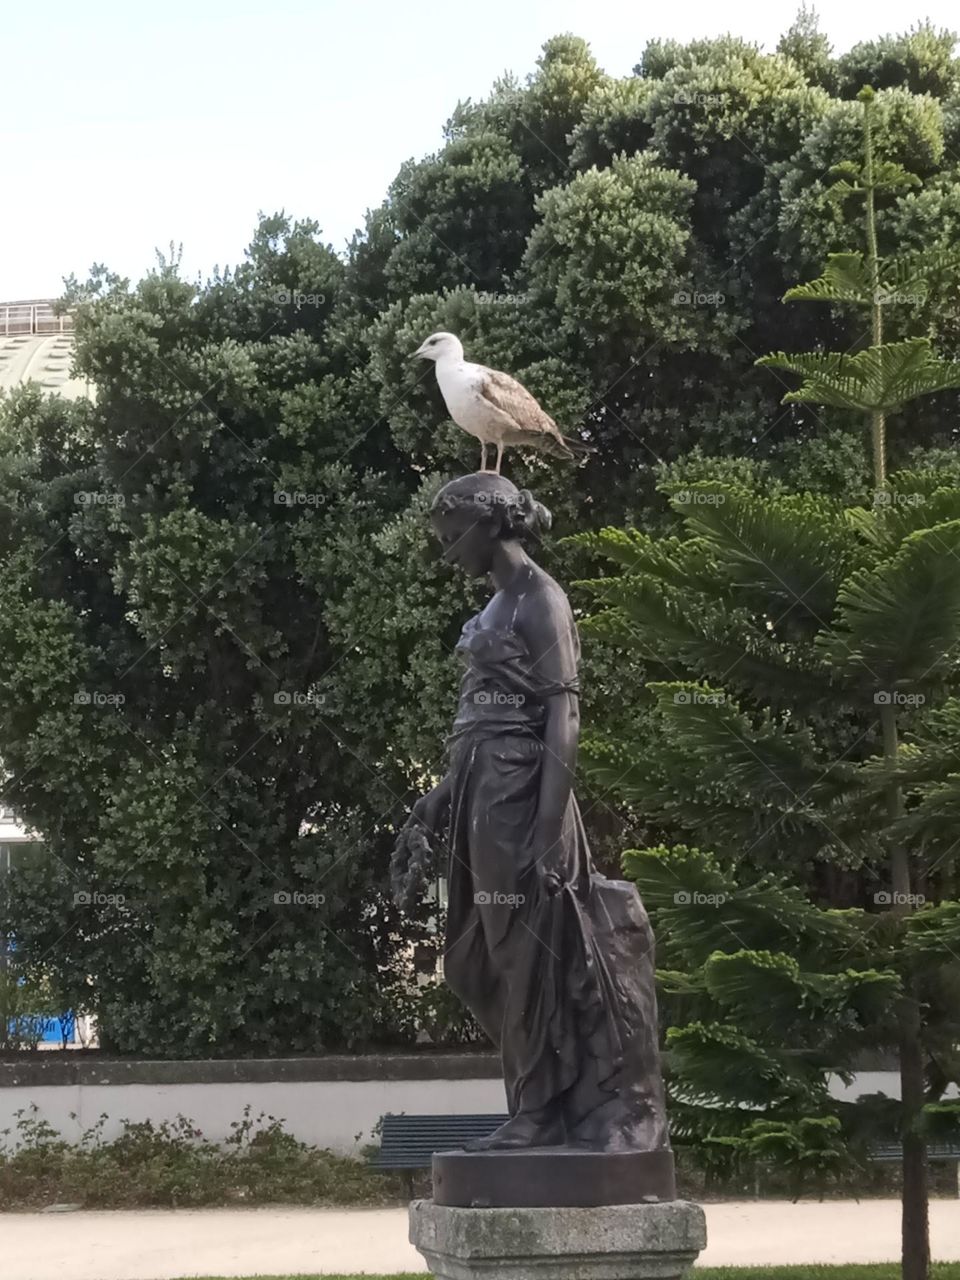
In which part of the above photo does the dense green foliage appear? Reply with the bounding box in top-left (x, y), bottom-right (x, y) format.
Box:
top-left (1, 17), bottom-right (960, 1054)
top-left (577, 472), bottom-right (960, 1183)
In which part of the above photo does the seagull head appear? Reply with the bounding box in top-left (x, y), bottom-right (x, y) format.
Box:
top-left (410, 332), bottom-right (463, 363)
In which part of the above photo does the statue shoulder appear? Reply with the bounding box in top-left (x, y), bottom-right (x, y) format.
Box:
top-left (514, 568), bottom-right (579, 650)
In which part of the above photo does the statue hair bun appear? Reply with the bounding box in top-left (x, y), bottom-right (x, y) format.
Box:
top-left (514, 488), bottom-right (553, 537)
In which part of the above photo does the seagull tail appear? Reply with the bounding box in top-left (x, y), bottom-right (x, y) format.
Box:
top-left (543, 432), bottom-right (595, 461)
top-left (562, 434), bottom-right (596, 455)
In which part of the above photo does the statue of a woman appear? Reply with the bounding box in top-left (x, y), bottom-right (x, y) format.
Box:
top-left (393, 472), bottom-right (670, 1155)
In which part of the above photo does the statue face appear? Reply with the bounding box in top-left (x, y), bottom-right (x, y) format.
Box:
top-left (431, 507), bottom-right (498, 578)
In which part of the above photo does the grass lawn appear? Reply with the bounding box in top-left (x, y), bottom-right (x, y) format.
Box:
top-left (181, 1269), bottom-right (960, 1280)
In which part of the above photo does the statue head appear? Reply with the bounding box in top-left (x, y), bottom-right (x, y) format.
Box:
top-left (430, 473), bottom-right (552, 578)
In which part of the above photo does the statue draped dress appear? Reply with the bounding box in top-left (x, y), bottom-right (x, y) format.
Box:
top-left (442, 606), bottom-right (670, 1152)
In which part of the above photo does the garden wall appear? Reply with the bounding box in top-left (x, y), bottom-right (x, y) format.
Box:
top-left (0, 1054), bottom-right (504, 1154)
top-left (1, 1055), bottom-right (944, 1155)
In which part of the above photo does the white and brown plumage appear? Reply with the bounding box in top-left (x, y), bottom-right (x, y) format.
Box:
top-left (411, 332), bottom-right (587, 473)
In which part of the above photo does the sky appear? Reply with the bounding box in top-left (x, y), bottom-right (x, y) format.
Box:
top-left (2, 0), bottom-right (958, 301)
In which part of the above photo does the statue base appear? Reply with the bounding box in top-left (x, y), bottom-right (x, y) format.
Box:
top-left (433, 1146), bottom-right (676, 1208)
top-left (409, 1198), bottom-right (706, 1280)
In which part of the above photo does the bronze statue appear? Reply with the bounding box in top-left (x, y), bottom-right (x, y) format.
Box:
top-left (392, 472), bottom-right (670, 1159)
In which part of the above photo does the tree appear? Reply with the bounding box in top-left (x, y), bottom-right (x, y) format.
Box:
top-left (0, 236), bottom-right (436, 1056)
top-left (836, 24), bottom-right (959, 100)
top-left (577, 473), bottom-right (960, 1280)
top-left (778, 5), bottom-right (836, 92)
top-left (574, 90), bottom-right (960, 1280)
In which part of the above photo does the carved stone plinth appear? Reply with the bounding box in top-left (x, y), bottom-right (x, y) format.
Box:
top-left (409, 1198), bottom-right (706, 1280)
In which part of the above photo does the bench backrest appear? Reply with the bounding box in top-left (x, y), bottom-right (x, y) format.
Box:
top-left (372, 1112), bottom-right (509, 1167)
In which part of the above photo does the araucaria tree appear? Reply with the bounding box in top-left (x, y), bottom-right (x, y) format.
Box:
top-left (575, 88), bottom-right (960, 1280)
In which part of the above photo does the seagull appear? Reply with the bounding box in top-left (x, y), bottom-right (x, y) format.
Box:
top-left (411, 332), bottom-right (589, 473)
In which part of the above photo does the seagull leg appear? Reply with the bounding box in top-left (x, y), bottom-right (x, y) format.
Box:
top-left (494, 441), bottom-right (504, 474)
top-left (480, 442), bottom-right (488, 472)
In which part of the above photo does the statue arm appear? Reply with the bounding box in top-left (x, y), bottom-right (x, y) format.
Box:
top-left (519, 590), bottom-right (580, 879)
top-left (537, 691), bottom-right (579, 875)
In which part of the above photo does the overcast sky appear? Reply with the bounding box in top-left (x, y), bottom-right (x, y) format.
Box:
top-left (2, 0), bottom-right (957, 301)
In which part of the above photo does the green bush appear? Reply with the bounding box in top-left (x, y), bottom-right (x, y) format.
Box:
top-left (0, 1105), bottom-right (408, 1210)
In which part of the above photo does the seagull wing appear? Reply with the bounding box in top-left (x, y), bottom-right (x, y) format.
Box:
top-left (477, 368), bottom-right (561, 440)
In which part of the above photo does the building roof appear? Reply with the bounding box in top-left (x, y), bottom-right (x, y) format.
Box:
top-left (0, 300), bottom-right (90, 400)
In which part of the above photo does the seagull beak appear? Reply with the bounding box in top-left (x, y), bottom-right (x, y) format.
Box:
top-left (409, 345), bottom-right (427, 360)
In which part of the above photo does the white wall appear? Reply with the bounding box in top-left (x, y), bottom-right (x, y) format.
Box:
top-left (0, 1076), bottom-right (507, 1154)
top-left (3, 1071), bottom-right (953, 1155)
top-left (828, 1071), bottom-right (960, 1103)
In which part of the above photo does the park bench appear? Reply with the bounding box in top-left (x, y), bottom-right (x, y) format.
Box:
top-left (369, 1112), bottom-right (508, 1194)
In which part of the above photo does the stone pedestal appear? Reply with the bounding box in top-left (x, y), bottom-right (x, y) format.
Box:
top-left (409, 1198), bottom-right (706, 1280)
top-left (433, 1147), bottom-right (676, 1208)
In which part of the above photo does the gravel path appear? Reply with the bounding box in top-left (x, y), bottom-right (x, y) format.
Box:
top-left (4, 1199), bottom-right (960, 1279)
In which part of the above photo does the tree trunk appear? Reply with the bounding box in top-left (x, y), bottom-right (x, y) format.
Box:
top-left (900, 997), bottom-right (930, 1280)
top-left (862, 88), bottom-right (886, 492)
top-left (881, 702), bottom-right (930, 1280)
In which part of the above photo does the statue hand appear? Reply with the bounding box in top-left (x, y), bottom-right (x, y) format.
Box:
top-left (535, 819), bottom-right (564, 884)
top-left (541, 870), bottom-right (563, 898)
top-left (410, 776), bottom-right (451, 838)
